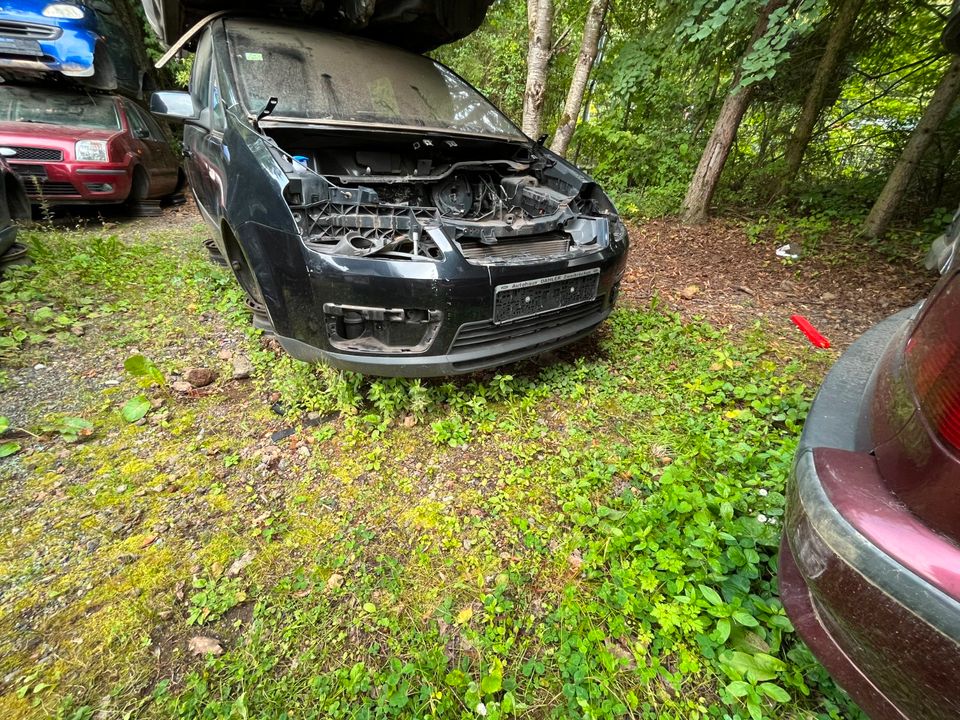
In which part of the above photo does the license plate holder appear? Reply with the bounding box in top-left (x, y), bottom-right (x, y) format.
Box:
top-left (493, 268), bottom-right (600, 324)
top-left (0, 36), bottom-right (43, 57)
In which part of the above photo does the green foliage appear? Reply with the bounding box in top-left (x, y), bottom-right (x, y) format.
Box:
top-left (188, 574), bottom-right (248, 626)
top-left (120, 395), bottom-right (151, 423)
top-left (41, 416), bottom-right (94, 443)
top-left (149, 306), bottom-right (859, 720)
top-left (124, 354), bottom-right (165, 387)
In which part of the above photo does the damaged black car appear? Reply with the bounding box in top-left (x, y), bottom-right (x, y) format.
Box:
top-left (151, 17), bottom-right (629, 376)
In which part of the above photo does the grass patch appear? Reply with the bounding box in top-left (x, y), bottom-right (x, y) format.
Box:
top-left (0, 221), bottom-right (859, 719)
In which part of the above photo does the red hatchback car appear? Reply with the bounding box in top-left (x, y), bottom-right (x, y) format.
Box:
top-left (779, 12), bottom-right (960, 719)
top-left (0, 85), bottom-right (182, 205)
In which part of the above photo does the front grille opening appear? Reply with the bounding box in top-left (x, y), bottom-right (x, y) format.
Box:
top-left (8, 147), bottom-right (63, 161)
top-left (25, 180), bottom-right (77, 197)
top-left (0, 21), bottom-right (61, 39)
top-left (451, 298), bottom-right (605, 354)
top-left (457, 233), bottom-right (575, 263)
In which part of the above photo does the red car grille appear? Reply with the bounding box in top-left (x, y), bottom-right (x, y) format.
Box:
top-left (6, 147), bottom-right (62, 161)
top-left (0, 21), bottom-right (62, 40)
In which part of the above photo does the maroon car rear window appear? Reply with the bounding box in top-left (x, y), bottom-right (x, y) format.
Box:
top-left (906, 273), bottom-right (960, 451)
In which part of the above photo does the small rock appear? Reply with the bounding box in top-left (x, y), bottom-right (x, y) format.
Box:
top-left (218, 349), bottom-right (233, 360)
top-left (226, 550), bottom-right (256, 578)
top-left (115, 484), bottom-right (128, 494)
top-left (104, 379), bottom-right (120, 386)
top-left (296, 446), bottom-right (310, 458)
top-left (183, 367), bottom-right (217, 388)
top-left (70, 325), bottom-right (85, 337)
top-left (821, 292), bottom-right (837, 302)
top-left (34, 363), bottom-right (46, 370)
top-left (231, 355), bottom-right (254, 380)
top-left (679, 285), bottom-right (700, 300)
top-left (259, 445), bottom-right (282, 468)
top-left (171, 380), bottom-right (193, 394)
top-left (567, 550), bottom-right (583, 571)
top-left (188, 636), bottom-right (223, 656)
top-left (402, 415), bottom-right (417, 428)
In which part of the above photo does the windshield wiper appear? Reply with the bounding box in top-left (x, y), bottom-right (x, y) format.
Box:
top-left (15, 118), bottom-right (54, 124)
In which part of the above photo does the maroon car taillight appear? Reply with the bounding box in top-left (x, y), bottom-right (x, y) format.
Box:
top-left (906, 273), bottom-right (960, 453)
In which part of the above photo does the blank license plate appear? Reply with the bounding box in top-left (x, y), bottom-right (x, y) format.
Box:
top-left (493, 268), bottom-right (599, 324)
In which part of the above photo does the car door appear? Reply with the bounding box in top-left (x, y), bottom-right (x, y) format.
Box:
top-left (183, 27), bottom-right (216, 226)
top-left (123, 100), bottom-right (178, 196)
top-left (184, 27), bottom-right (228, 230)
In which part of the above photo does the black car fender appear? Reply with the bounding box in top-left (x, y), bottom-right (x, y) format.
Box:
top-left (220, 119), bottom-right (315, 338)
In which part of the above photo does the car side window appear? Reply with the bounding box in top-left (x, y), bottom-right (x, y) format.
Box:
top-left (210, 55), bottom-right (227, 133)
top-left (191, 29), bottom-right (213, 115)
top-left (126, 102), bottom-right (163, 141)
top-left (125, 102), bottom-right (150, 138)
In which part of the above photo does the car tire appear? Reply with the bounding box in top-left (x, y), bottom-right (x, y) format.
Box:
top-left (0, 242), bottom-right (31, 271)
top-left (129, 166), bottom-right (150, 203)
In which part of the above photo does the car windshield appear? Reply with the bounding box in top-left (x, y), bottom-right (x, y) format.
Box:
top-left (225, 20), bottom-right (525, 140)
top-left (0, 87), bottom-right (120, 130)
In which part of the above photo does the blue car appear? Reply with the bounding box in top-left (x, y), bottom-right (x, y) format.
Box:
top-left (0, 0), bottom-right (146, 95)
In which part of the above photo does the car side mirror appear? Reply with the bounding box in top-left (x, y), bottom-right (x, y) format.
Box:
top-left (150, 91), bottom-right (196, 123)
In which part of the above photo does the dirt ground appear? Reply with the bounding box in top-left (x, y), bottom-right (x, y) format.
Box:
top-left (621, 218), bottom-right (934, 351)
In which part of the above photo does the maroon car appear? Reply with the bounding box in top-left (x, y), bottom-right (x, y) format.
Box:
top-left (0, 85), bottom-right (182, 205)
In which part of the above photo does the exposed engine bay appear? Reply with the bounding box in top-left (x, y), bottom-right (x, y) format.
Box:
top-left (268, 129), bottom-right (620, 265)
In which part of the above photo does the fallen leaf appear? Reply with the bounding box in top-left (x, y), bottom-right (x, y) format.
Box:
top-left (326, 573), bottom-right (344, 591)
top-left (226, 550), bottom-right (255, 578)
top-left (455, 606), bottom-right (473, 625)
top-left (188, 636), bottom-right (223, 656)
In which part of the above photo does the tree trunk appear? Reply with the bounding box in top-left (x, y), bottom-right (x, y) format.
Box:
top-left (863, 56), bottom-right (960, 239)
top-left (774, 0), bottom-right (864, 197)
top-left (681, 0), bottom-right (789, 225)
top-left (550, 0), bottom-right (609, 156)
top-left (522, 0), bottom-right (554, 138)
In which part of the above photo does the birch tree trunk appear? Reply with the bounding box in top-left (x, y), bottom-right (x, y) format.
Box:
top-left (550, 0), bottom-right (609, 156)
top-left (522, 0), bottom-right (554, 138)
top-left (774, 0), bottom-right (864, 196)
top-left (681, 0), bottom-right (789, 225)
top-left (863, 55), bottom-right (960, 238)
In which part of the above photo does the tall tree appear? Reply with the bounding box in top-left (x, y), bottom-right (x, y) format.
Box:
top-left (550, 0), bottom-right (609, 156)
top-left (863, 54), bottom-right (960, 238)
top-left (523, 0), bottom-right (555, 138)
top-left (773, 0), bottom-right (864, 196)
top-left (681, 0), bottom-right (791, 224)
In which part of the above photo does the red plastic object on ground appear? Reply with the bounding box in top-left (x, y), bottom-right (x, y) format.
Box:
top-left (791, 314), bottom-right (831, 348)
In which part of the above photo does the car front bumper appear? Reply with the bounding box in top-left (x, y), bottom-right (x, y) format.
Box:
top-left (11, 160), bottom-right (133, 203)
top-left (264, 227), bottom-right (628, 377)
top-left (780, 305), bottom-right (960, 720)
top-left (0, 21), bottom-right (96, 77)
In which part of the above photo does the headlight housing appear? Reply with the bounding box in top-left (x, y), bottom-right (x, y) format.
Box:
top-left (75, 140), bottom-right (108, 162)
top-left (42, 3), bottom-right (85, 18)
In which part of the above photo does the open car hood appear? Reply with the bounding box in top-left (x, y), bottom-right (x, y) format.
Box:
top-left (142, 0), bottom-right (493, 53)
